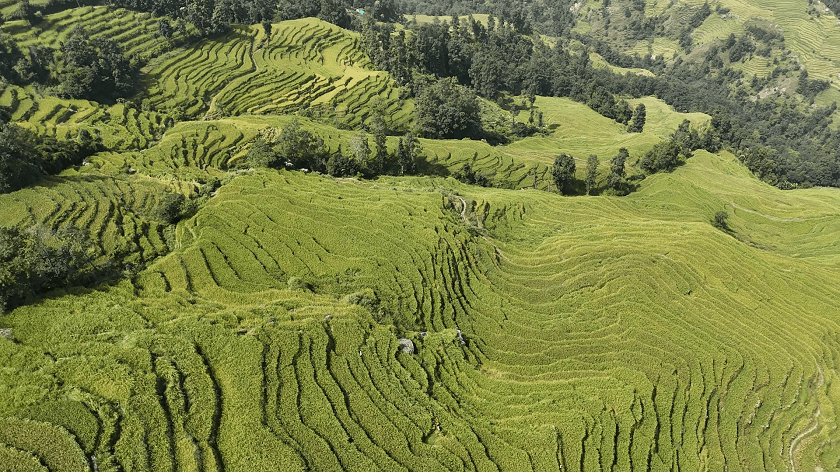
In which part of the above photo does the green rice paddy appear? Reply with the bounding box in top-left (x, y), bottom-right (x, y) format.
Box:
top-left (1, 9), bottom-right (840, 472)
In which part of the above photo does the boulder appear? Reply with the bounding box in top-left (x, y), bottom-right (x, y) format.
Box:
top-left (398, 338), bottom-right (415, 354)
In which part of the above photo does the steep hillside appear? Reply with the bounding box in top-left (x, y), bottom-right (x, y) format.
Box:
top-left (580, 0), bottom-right (840, 91)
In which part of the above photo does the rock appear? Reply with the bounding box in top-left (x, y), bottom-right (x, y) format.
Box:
top-left (419, 331), bottom-right (427, 339)
top-left (398, 338), bottom-right (415, 354)
top-left (0, 328), bottom-right (10, 340)
top-left (324, 315), bottom-right (333, 321)
top-left (455, 329), bottom-right (466, 346)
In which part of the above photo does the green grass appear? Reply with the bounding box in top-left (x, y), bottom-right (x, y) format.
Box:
top-left (2, 6), bottom-right (192, 60)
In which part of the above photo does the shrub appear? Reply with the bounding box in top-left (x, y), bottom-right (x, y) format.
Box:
top-left (154, 192), bottom-right (187, 224)
top-left (712, 211), bottom-right (730, 231)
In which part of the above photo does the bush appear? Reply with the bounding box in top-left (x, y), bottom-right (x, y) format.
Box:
top-left (245, 138), bottom-right (279, 168)
top-left (154, 192), bottom-right (187, 224)
top-left (712, 211), bottom-right (730, 231)
top-left (0, 225), bottom-right (104, 310)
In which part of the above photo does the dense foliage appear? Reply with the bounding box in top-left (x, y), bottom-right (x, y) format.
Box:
top-left (413, 77), bottom-right (480, 139)
top-left (244, 120), bottom-right (426, 178)
top-left (356, 3), bottom-right (840, 189)
top-left (54, 26), bottom-right (136, 100)
top-left (0, 123), bottom-right (99, 194)
top-left (0, 226), bottom-right (105, 312)
top-left (0, 26), bottom-right (136, 102)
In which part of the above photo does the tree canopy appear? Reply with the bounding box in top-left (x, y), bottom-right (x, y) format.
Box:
top-left (414, 77), bottom-right (480, 139)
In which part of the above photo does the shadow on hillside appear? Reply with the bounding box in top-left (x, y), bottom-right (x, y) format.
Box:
top-left (416, 155), bottom-right (451, 177)
top-left (34, 172), bottom-right (126, 189)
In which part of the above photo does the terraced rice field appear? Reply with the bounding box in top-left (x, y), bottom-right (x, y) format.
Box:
top-left (2, 4), bottom-right (840, 471)
top-left (0, 85), bottom-right (170, 150)
top-left (2, 6), bottom-right (188, 60)
top-left (3, 149), bottom-right (840, 470)
top-left (0, 169), bottom-right (173, 266)
top-left (658, 0), bottom-right (840, 84)
top-left (144, 18), bottom-right (412, 129)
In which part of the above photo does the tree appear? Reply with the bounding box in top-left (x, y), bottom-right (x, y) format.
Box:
top-left (585, 154), bottom-right (599, 195)
top-left (326, 146), bottom-right (359, 177)
top-left (157, 19), bottom-right (175, 39)
top-left (369, 113), bottom-right (389, 175)
top-left (55, 26), bottom-right (134, 100)
top-left (614, 100), bottom-right (633, 125)
top-left (155, 192), bottom-right (187, 224)
top-left (453, 162), bottom-right (490, 186)
top-left (0, 225), bottom-right (102, 311)
top-left (608, 147), bottom-right (628, 191)
top-left (349, 130), bottom-right (371, 170)
top-left (275, 120), bottom-right (327, 171)
top-left (397, 132), bottom-right (421, 176)
top-left (414, 77), bottom-right (480, 139)
top-left (261, 21), bottom-right (272, 41)
top-left (318, 0), bottom-right (351, 28)
top-left (640, 139), bottom-right (681, 173)
top-left (628, 103), bottom-right (646, 133)
top-left (245, 138), bottom-right (278, 168)
top-left (551, 153), bottom-right (576, 194)
top-left (712, 211), bottom-right (730, 231)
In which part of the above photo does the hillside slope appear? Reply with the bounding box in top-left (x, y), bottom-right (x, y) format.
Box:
top-left (2, 149), bottom-right (840, 470)
top-left (1, 8), bottom-right (840, 472)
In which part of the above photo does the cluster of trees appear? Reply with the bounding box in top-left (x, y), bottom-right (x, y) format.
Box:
top-left (572, 26), bottom-right (840, 188)
top-left (0, 122), bottom-right (100, 194)
top-left (357, 2), bottom-right (840, 189)
top-left (107, 0), bottom-right (398, 33)
top-left (0, 26), bottom-right (136, 102)
top-left (413, 77), bottom-right (480, 139)
top-left (453, 162), bottom-right (490, 186)
top-left (0, 225), bottom-right (107, 312)
top-left (362, 15), bottom-right (650, 129)
top-left (396, 0), bottom-right (577, 36)
top-left (640, 119), bottom-right (703, 173)
top-left (243, 119), bottom-right (425, 178)
top-left (549, 147), bottom-right (633, 196)
top-left (677, 1), bottom-right (712, 52)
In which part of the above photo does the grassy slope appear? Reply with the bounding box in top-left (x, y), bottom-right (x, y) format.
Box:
top-left (1, 8), bottom-right (840, 472)
top-left (0, 7), bottom-right (182, 150)
top-left (3, 150), bottom-right (840, 470)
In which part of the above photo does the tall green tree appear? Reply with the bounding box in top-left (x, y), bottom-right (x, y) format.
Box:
top-left (276, 120), bottom-right (328, 171)
top-left (628, 103), bottom-right (646, 133)
top-left (55, 26), bottom-right (134, 101)
top-left (369, 113), bottom-right (389, 175)
top-left (396, 132), bottom-right (421, 176)
top-left (608, 147), bottom-right (628, 191)
top-left (585, 154), bottom-right (599, 195)
top-left (551, 153), bottom-right (576, 194)
top-left (349, 130), bottom-right (371, 170)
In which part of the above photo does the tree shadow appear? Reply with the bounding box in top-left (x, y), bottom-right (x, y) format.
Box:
top-left (416, 154), bottom-right (450, 176)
